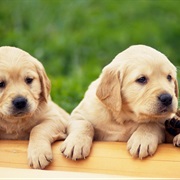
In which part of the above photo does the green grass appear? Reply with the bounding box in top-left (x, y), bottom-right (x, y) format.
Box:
top-left (0, 0), bottom-right (180, 112)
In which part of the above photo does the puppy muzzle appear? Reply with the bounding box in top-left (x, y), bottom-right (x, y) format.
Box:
top-left (157, 93), bottom-right (174, 114)
top-left (158, 93), bottom-right (172, 107)
top-left (11, 96), bottom-right (30, 116)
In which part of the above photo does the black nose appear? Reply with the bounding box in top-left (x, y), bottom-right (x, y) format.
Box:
top-left (12, 97), bottom-right (27, 109)
top-left (158, 93), bottom-right (172, 106)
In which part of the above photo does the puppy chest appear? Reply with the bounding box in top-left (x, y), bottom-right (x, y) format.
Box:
top-left (93, 121), bottom-right (138, 141)
top-left (0, 123), bottom-right (31, 140)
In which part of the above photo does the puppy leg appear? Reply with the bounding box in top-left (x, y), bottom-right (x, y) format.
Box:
top-left (127, 123), bottom-right (165, 159)
top-left (28, 120), bottom-right (66, 169)
top-left (61, 120), bottom-right (94, 160)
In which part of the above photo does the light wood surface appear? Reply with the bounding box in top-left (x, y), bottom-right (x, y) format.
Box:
top-left (0, 140), bottom-right (180, 178)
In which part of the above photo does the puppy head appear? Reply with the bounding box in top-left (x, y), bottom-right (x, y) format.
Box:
top-left (0, 46), bottom-right (50, 120)
top-left (96, 45), bottom-right (178, 122)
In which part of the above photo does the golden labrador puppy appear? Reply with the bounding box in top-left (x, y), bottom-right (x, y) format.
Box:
top-left (0, 46), bottom-right (69, 169)
top-left (61, 45), bottom-right (178, 160)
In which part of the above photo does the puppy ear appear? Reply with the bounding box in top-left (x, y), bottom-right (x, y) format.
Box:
top-left (175, 79), bottom-right (179, 98)
top-left (96, 65), bottom-right (121, 112)
top-left (33, 59), bottom-right (51, 102)
top-left (38, 67), bottom-right (51, 102)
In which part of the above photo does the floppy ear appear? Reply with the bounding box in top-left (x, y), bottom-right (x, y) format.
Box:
top-left (96, 65), bottom-right (121, 112)
top-left (175, 79), bottom-right (179, 99)
top-left (38, 67), bottom-right (51, 102)
top-left (33, 59), bottom-right (51, 102)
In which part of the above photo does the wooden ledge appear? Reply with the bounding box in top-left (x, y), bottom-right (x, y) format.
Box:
top-left (0, 140), bottom-right (180, 178)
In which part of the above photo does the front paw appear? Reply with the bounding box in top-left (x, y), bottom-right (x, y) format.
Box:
top-left (60, 133), bottom-right (92, 160)
top-left (173, 134), bottom-right (180, 147)
top-left (127, 132), bottom-right (158, 159)
top-left (28, 143), bottom-right (52, 169)
top-left (165, 118), bottom-right (180, 136)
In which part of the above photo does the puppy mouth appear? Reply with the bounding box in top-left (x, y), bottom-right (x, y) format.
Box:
top-left (160, 107), bottom-right (168, 113)
top-left (158, 104), bottom-right (175, 115)
top-left (140, 106), bottom-right (174, 120)
top-left (11, 109), bottom-right (32, 118)
top-left (13, 111), bottom-right (28, 117)
top-left (11, 106), bottom-right (32, 118)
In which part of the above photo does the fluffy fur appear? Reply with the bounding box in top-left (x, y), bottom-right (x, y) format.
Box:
top-left (61, 45), bottom-right (178, 160)
top-left (0, 46), bottom-right (69, 169)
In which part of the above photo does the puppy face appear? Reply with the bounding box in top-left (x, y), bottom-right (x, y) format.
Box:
top-left (0, 46), bottom-right (50, 121)
top-left (97, 45), bottom-right (178, 122)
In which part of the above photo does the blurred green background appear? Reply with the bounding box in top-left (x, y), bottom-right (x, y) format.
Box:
top-left (0, 0), bottom-right (180, 113)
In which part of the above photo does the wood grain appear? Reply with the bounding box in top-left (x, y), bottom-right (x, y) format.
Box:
top-left (0, 140), bottom-right (180, 178)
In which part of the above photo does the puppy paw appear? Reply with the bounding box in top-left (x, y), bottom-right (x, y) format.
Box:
top-left (127, 132), bottom-right (158, 159)
top-left (173, 134), bottom-right (180, 147)
top-left (28, 143), bottom-right (52, 169)
top-left (60, 134), bottom-right (92, 160)
top-left (165, 117), bottom-right (180, 136)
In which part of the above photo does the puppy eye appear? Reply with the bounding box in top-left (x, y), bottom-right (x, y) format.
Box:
top-left (25, 77), bottom-right (33, 84)
top-left (167, 75), bottom-right (172, 81)
top-left (136, 76), bottom-right (147, 84)
top-left (0, 81), bottom-right (6, 88)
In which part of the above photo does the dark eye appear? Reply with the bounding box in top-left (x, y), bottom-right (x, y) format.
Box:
top-left (0, 81), bottom-right (6, 88)
top-left (167, 75), bottom-right (172, 81)
top-left (25, 77), bottom-right (33, 84)
top-left (136, 76), bottom-right (147, 84)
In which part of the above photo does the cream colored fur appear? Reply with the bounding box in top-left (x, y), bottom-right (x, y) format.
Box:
top-left (0, 46), bottom-right (69, 169)
top-left (61, 45), bottom-right (178, 160)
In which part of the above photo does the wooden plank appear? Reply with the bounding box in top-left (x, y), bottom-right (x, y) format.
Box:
top-left (0, 140), bottom-right (180, 178)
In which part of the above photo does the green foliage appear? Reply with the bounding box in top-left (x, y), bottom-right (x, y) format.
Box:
top-left (0, 0), bottom-right (180, 112)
